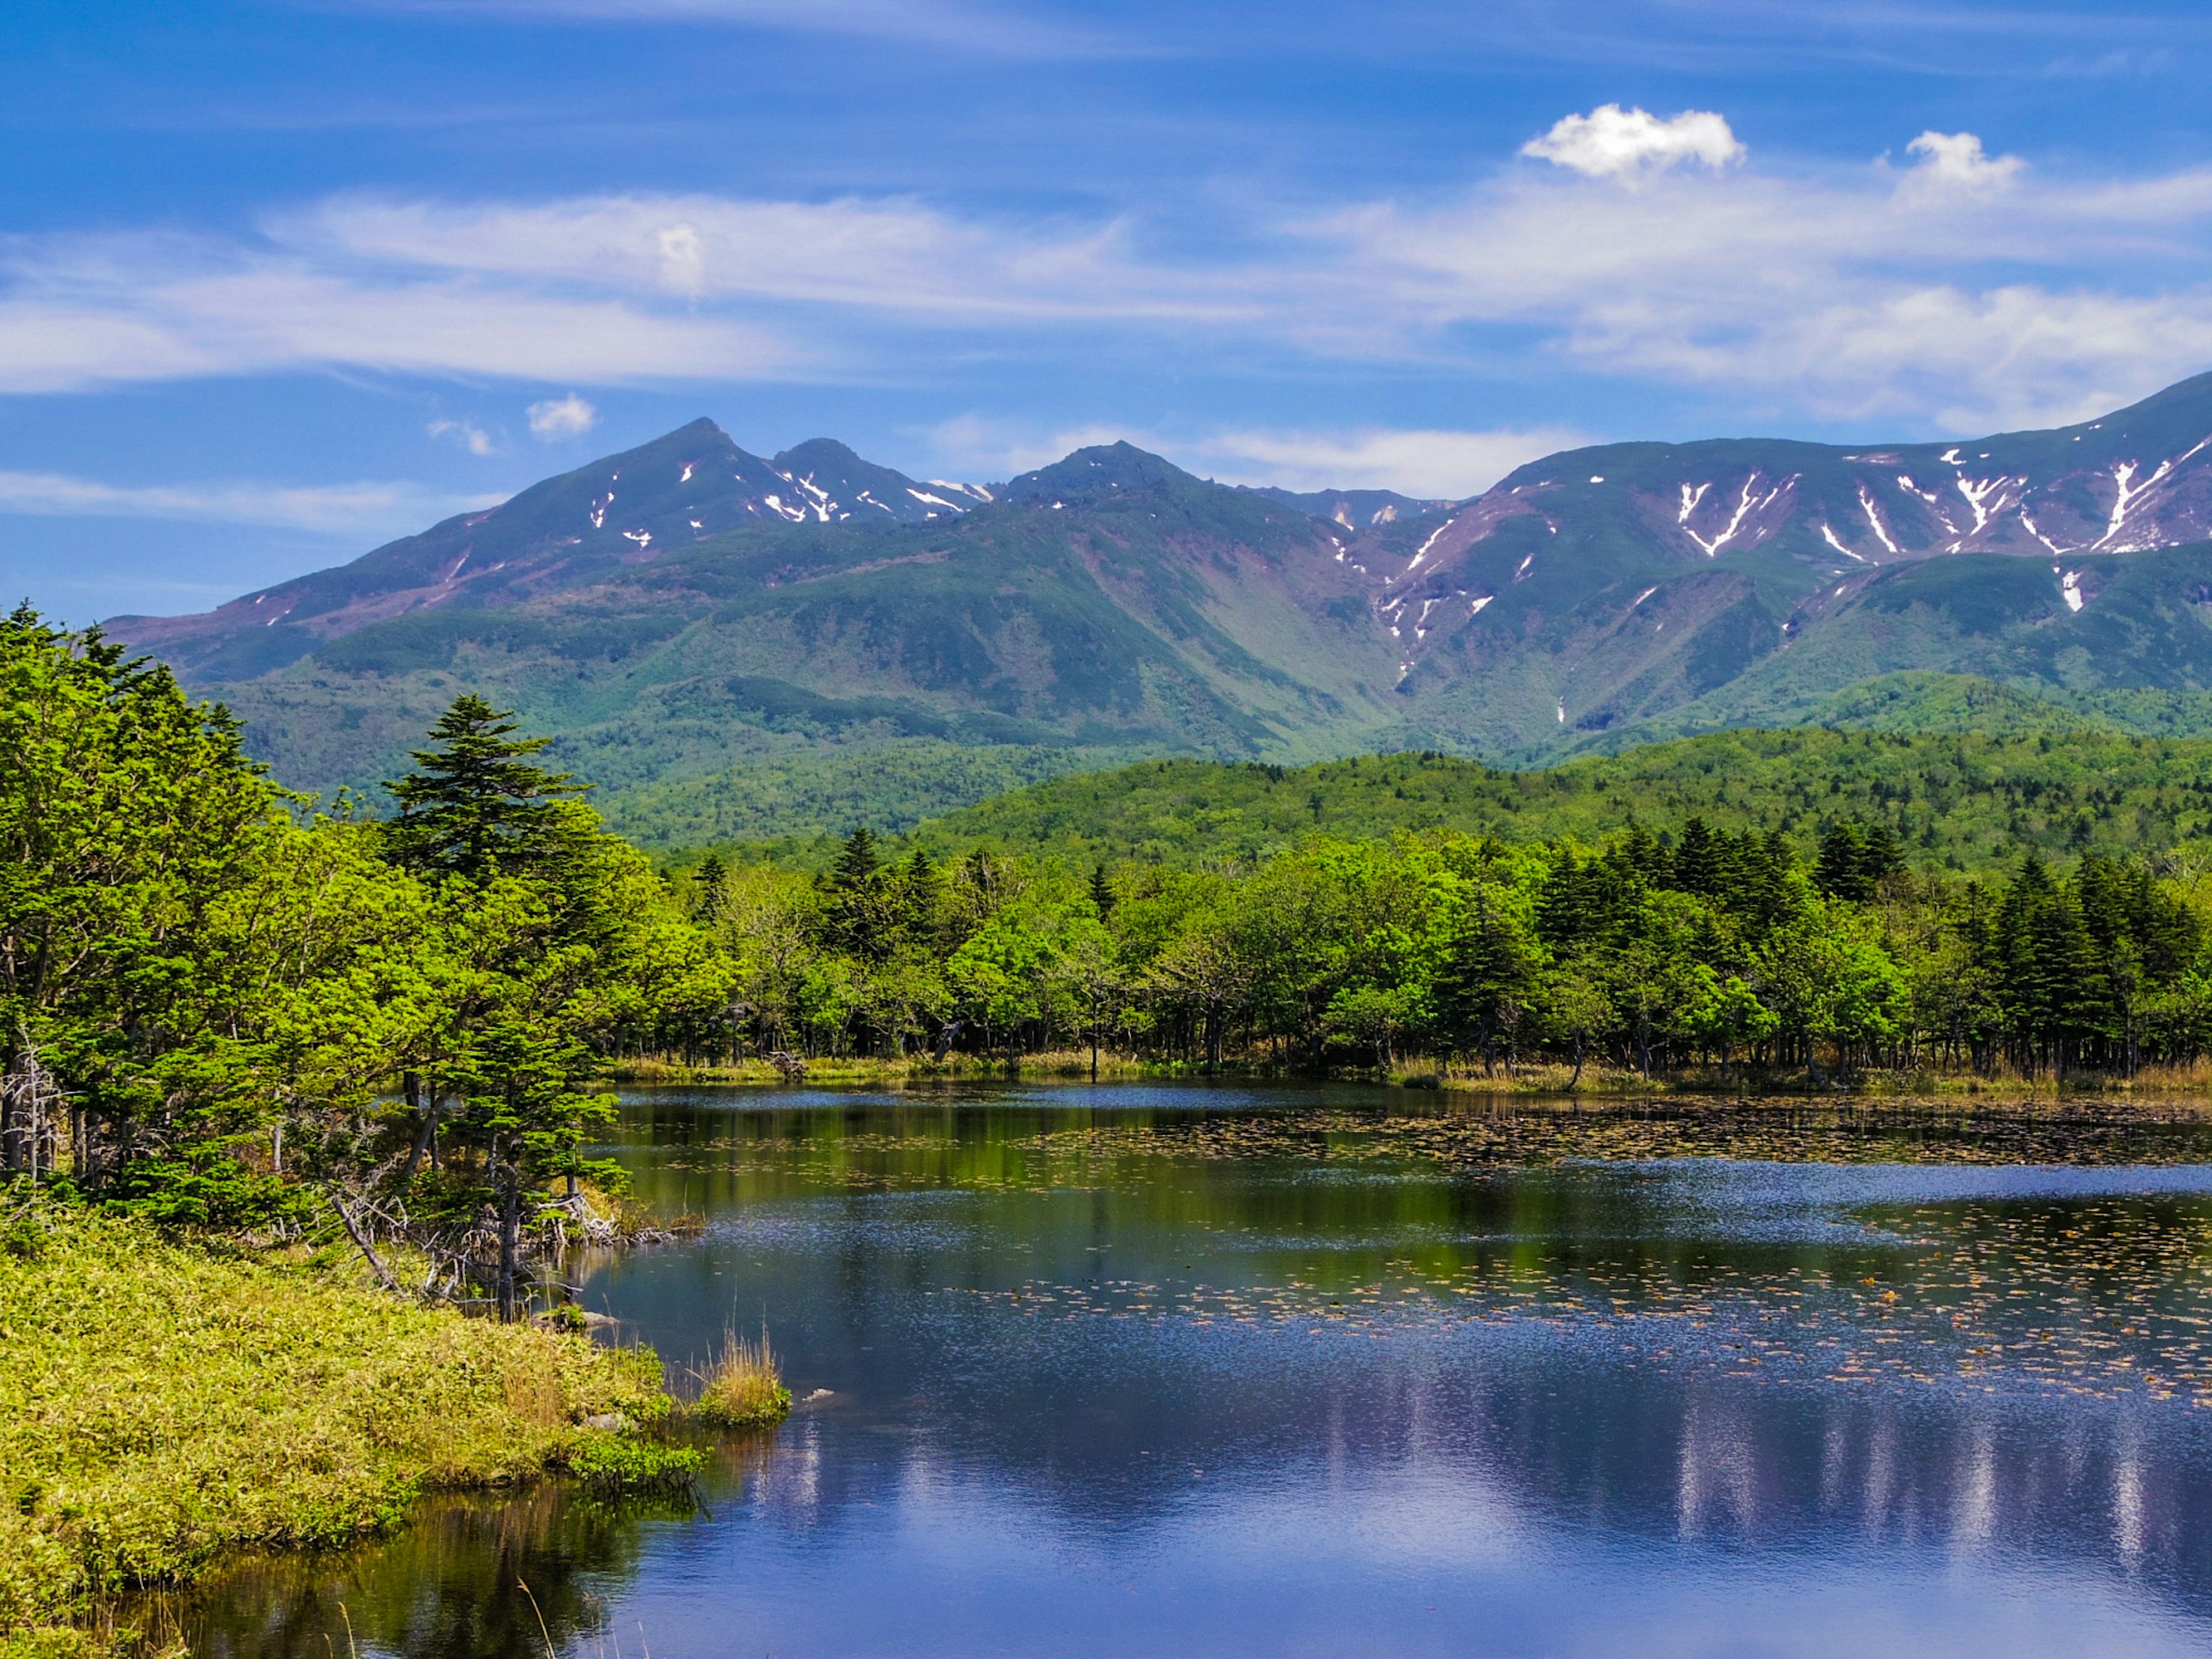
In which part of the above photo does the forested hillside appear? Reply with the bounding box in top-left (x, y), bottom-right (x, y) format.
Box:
top-left (670, 726), bottom-right (2212, 1086)
top-left (102, 373), bottom-right (2212, 840)
top-left (17, 602), bottom-right (2212, 1171)
top-left (707, 728), bottom-right (2212, 876)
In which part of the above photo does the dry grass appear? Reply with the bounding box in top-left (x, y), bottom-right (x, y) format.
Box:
top-left (0, 1206), bottom-right (691, 1657)
top-left (687, 1328), bottom-right (791, 1429)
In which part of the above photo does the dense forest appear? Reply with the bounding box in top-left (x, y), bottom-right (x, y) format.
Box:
top-left (881, 733), bottom-right (2212, 874)
top-left (691, 812), bottom-right (2208, 1084)
top-left (1, 607), bottom-right (727, 1316)
top-left (14, 604), bottom-right (2212, 1308)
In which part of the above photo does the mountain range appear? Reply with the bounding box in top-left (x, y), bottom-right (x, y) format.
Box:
top-left (107, 370), bottom-right (2212, 847)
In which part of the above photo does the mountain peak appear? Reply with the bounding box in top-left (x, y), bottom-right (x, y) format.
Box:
top-left (1004, 441), bottom-right (1202, 505)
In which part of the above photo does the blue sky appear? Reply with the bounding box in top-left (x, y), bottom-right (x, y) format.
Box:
top-left (6, 0), bottom-right (2212, 620)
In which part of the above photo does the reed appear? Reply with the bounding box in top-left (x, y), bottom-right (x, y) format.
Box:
top-left (688, 1328), bottom-right (793, 1429)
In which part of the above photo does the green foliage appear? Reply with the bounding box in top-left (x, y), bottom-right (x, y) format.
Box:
top-left (911, 730), bottom-right (2212, 874)
top-left (558, 1437), bottom-right (704, 1491)
top-left (692, 770), bottom-right (2212, 1080)
top-left (601, 740), bottom-right (1118, 851)
top-left (382, 694), bottom-right (585, 881)
top-left (0, 611), bottom-right (731, 1303)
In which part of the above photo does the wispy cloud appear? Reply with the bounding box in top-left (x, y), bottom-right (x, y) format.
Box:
top-left (0, 470), bottom-right (498, 534)
top-left (282, 194), bottom-right (1249, 321)
top-left (1194, 426), bottom-right (1589, 497)
top-left (924, 416), bottom-right (1583, 498)
top-left (9, 119), bottom-right (2212, 433)
top-left (0, 229), bottom-right (805, 393)
top-left (342, 0), bottom-right (1132, 59)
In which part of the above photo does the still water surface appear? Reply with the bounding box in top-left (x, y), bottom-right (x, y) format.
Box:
top-left (190, 1085), bottom-right (2212, 1657)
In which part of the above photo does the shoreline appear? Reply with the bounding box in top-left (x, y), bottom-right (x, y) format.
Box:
top-left (0, 1209), bottom-right (700, 1658)
top-left (607, 1052), bottom-right (2212, 1105)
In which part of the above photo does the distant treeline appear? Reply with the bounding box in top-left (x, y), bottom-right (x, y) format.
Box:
top-left (849, 733), bottom-right (2212, 876)
top-left (687, 808), bottom-right (2211, 1084)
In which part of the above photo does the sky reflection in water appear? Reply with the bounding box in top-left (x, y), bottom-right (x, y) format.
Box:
top-left (188, 1086), bottom-right (2212, 1658)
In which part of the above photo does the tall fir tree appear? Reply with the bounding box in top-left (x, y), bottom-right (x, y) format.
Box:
top-left (382, 695), bottom-right (582, 881)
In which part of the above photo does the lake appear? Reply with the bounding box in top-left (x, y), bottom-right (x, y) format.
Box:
top-left (183, 1084), bottom-right (2212, 1657)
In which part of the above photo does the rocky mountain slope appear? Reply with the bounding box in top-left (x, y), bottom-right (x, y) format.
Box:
top-left (113, 421), bottom-right (996, 683)
top-left (105, 370), bottom-right (2212, 842)
top-left (1335, 369), bottom-right (2212, 759)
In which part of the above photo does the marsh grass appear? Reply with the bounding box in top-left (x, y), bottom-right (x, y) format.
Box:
top-left (613, 1050), bottom-right (1157, 1086)
top-left (687, 1328), bottom-right (791, 1429)
top-left (620, 1050), bottom-right (2212, 1101)
top-left (0, 1207), bottom-right (691, 1656)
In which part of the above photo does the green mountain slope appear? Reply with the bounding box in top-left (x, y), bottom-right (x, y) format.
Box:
top-left (899, 729), bottom-right (2212, 874)
top-left (102, 372), bottom-right (2212, 836)
top-left (172, 441), bottom-right (1411, 819)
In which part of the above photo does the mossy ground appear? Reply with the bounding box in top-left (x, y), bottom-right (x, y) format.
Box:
top-left (0, 1206), bottom-right (695, 1657)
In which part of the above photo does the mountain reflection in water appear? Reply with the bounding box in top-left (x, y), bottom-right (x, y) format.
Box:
top-left (178, 1086), bottom-right (2212, 1658)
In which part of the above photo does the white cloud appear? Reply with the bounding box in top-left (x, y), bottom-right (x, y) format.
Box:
top-left (1904, 131), bottom-right (2026, 194)
top-left (922, 416), bottom-right (1582, 498)
top-left (0, 470), bottom-right (497, 534)
top-left (351, 0), bottom-right (1127, 60)
top-left (1194, 426), bottom-right (1585, 498)
top-left (1520, 105), bottom-right (1745, 179)
top-left (7, 123), bottom-right (2212, 437)
top-left (427, 417), bottom-right (497, 455)
top-left (656, 221), bottom-right (706, 297)
top-left (526, 394), bottom-right (598, 440)
top-left (1305, 143), bottom-right (2212, 429)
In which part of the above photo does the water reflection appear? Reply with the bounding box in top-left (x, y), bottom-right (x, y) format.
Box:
top-left (181, 1088), bottom-right (2212, 1658)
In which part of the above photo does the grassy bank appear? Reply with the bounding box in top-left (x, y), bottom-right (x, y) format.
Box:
top-left (613, 1051), bottom-right (2212, 1100)
top-left (0, 1206), bottom-right (696, 1658)
top-left (611, 1049), bottom-right (1162, 1086)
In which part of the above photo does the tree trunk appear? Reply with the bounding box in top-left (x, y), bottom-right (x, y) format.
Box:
top-left (398, 1080), bottom-right (442, 1185)
top-left (1, 1046), bottom-right (21, 1173)
top-left (497, 1172), bottom-right (521, 1323)
top-left (331, 1193), bottom-right (399, 1293)
top-left (1570, 1035), bottom-right (1586, 1091)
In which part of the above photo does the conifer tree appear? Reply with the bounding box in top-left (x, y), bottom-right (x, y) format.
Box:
top-left (382, 695), bottom-right (583, 881)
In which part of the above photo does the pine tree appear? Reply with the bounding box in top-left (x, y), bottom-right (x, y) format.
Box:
top-left (1859, 823), bottom-right (1907, 889)
top-left (382, 695), bottom-right (582, 881)
top-left (893, 848), bottom-right (944, 950)
top-left (1434, 887), bottom-right (1541, 1074)
top-left (1673, 818), bottom-right (1726, 896)
top-left (822, 828), bottom-right (888, 960)
top-left (1816, 822), bottom-right (1873, 901)
top-left (691, 853), bottom-right (728, 915)
top-left (1089, 863), bottom-right (1116, 919)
